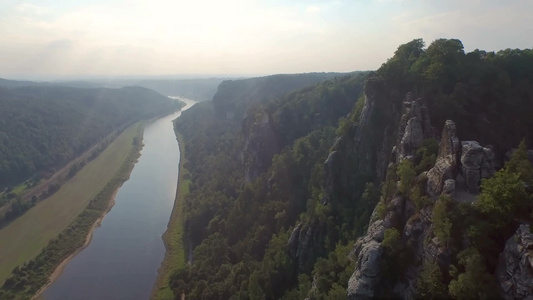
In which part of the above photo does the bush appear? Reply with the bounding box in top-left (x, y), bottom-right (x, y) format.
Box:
top-left (415, 139), bottom-right (439, 172)
top-left (476, 169), bottom-right (529, 226)
top-left (432, 195), bottom-right (454, 245)
top-left (448, 248), bottom-right (497, 299)
top-left (397, 159), bottom-right (416, 195)
top-left (416, 261), bottom-right (447, 299)
top-left (410, 174), bottom-right (430, 210)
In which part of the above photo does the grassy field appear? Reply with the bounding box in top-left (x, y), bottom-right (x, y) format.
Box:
top-left (151, 133), bottom-right (189, 300)
top-left (0, 124), bottom-right (142, 284)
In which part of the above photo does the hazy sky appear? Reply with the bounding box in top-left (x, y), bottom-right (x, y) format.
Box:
top-left (1, 0), bottom-right (532, 79)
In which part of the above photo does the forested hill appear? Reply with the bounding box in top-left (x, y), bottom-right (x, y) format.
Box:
top-left (172, 71), bottom-right (368, 298)
top-left (213, 72), bottom-right (354, 120)
top-left (0, 77), bottom-right (225, 102)
top-left (170, 39), bottom-right (533, 299)
top-left (0, 78), bottom-right (44, 89)
top-left (0, 85), bottom-right (182, 188)
top-left (129, 78), bottom-right (225, 101)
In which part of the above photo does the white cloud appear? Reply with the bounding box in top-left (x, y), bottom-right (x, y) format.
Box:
top-left (306, 6), bottom-right (321, 13)
top-left (16, 3), bottom-right (48, 14)
top-left (0, 0), bottom-right (532, 78)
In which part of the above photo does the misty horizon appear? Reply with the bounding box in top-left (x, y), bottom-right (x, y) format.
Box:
top-left (2, 0), bottom-right (532, 79)
top-left (0, 71), bottom-right (354, 82)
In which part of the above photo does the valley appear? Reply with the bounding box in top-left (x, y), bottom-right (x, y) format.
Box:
top-left (0, 37), bottom-right (532, 300)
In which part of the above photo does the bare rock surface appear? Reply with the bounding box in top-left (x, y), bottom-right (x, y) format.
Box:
top-left (426, 120), bottom-right (460, 197)
top-left (460, 141), bottom-right (495, 193)
top-left (396, 94), bottom-right (433, 162)
top-left (497, 224), bottom-right (533, 300)
top-left (348, 197), bottom-right (405, 299)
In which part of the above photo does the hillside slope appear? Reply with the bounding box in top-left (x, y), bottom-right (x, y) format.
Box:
top-left (0, 86), bottom-right (182, 188)
top-left (168, 39), bottom-right (533, 299)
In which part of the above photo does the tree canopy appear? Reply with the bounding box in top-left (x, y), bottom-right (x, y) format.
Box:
top-left (0, 86), bottom-right (181, 188)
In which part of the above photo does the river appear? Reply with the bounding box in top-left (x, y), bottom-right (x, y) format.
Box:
top-left (42, 97), bottom-right (196, 300)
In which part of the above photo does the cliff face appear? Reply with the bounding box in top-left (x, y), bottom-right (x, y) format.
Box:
top-left (425, 120), bottom-right (460, 197)
top-left (170, 40), bottom-right (533, 300)
top-left (323, 78), bottom-right (400, 206)
top-left (241, 110), bottom-right (281, 182)
top-left (240, 74), bottom-right (366, 183)
top-left (394, 92), bottom-right (434, 162)
top-left (212, 73), bottom-right (348, 121)
top-left (346, 80), bottom-right (516, 299)
top-left (236, 75), bottom-right (530, 299)
top-left (497, 224), bottom-right (533, 299)
top-left (277, 76), bottom-right (398, 277)
top-left (345, 84), bottom-right (436, 299)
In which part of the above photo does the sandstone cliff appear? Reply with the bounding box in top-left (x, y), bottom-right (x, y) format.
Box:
top-left (346, 81), bottom-right (513, 299)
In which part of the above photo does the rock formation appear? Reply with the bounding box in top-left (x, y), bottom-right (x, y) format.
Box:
top-left (323, 77), bottom-right (400, 205)
top-left (460, 141), bottom-right (495, 193)
top-left (497, 224), bottom-right (533, 299)
top-left (347, 200), bottom-right (397, 299)
top-left (242, 110), bottom-right (281, 182)
top-left (287, 222), bottom-right (318, 273)
top-left (396, 93), bottom-right (433, 162)
top-left (348, 91), bottom-right (435, 299)
top-left (426, 120), bottom-right (460, 197)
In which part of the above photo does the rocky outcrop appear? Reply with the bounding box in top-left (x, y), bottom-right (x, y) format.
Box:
top-left (396, 94), bottom-right (433, 161)
top-left (288, 77), bottom-right (398, 277)
top-left (347, 199), bottom-right (401, 299)
top-left (497, 224), bottom-right (533, 299)
top-left (426, 120), bottom-right (460, 197)
top-left (442, 179), bottom-right (456, 195)
top-left (347, 89), bottom-right (436, 299)
top-left (288, 223), bottom-right (302, 260)
top-left (242, 111), bottom-right (281, 182)
top-left (286, 222), bottom-right (318, 273)
top-left (323, 78), bottom-right (400, 205)
top-left (348, 240), bottom-right (383, 300)
top-left (322, 150), bottom-right (340, 204)
top-left (401, 204), bottom-right (438, 297)
top-left (352, 77), bottom-right (400, 181)
top-left (460, 141), bottom-right (496, 193)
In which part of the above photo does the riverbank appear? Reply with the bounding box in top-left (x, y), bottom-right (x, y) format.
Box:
top-left (0, 128), bottom-right (122, 226)
top-left (0, 123), bottom-right (145, 300)
top-left (32, 188), bottom-right (120, 300)
top-left (151, 132), bottom-right (190, 300)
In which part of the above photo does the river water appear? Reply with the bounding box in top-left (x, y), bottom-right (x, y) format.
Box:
top-left (43, 97), bottom-right (195, 300)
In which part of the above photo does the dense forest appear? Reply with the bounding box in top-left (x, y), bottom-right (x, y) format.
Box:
top-left (170, 39), bottom-right (533, 299)
top-left (0, 85), bottom-right (182, 188)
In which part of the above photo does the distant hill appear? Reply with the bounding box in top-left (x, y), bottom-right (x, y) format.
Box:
top-left (0, 85), bottom-right (182, 187)
top-left (130, 78), bottom-right (226, 101)
top-left (0, 77), bottom-right (227, 102)
top-left (0, 78), bottom-right (44, 89)
top-left (213, 72), bottom-right (355, 119)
